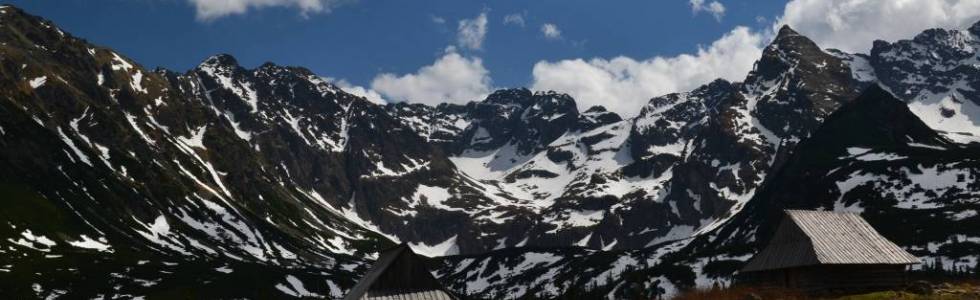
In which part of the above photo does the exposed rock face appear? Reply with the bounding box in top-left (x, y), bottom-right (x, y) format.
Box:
top-left (867, 25), bottom-right (980, 143)
top-left (745, 25), bottom-right (864, 141)
top-left (436, 85), bottom-right (980, 300)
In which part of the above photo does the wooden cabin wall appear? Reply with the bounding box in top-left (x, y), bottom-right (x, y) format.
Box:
top-left (738, 264), bottom-right (909, 292)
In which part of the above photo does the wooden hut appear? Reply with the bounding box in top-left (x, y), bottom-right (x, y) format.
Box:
top-left (738, 210), bottom-right (919, 292)
top-left (343, 243), bottom-right (458, 300)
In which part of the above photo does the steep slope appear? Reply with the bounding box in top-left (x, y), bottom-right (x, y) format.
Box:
top-left (429, 25), bottom-right (872, 253)
top-left (430, 23), bottom-right (980, 299)
top-left (0, 6), bottom-right (390, 298)
top-left (434, 85), bottom-right (980, 300)
top-left (745, 25), bottom-right (865, 141)
top-left (0, 7), bottom-right (884, 267)
top-left (427, 26), bottom-right (883, 299)
top-left (602, 24), bottom-right (865, 248)
top-left (650, 85), bottom-right (979, 296)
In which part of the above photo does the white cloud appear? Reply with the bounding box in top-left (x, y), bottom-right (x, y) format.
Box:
top-left (457, 11), bottom-right (489, 50)
top-left (690, 0), bottom-right (726, 21)
top-left (541, 23), bottom-right (562, 40)
top-left (531, 27), bottom-right (764, 116)
top-left (430, 15), bottom-right (446, 24)
top-left (503, 12), bottom-right (526, 27)
top-left (777, 0), bottom-right (980, 53)
top-left (327, 78), bottom-right (387, 105)
top-left (371, 50), bottom-right (491, 105)
top-left (187, 0), bottom-right (345, 21)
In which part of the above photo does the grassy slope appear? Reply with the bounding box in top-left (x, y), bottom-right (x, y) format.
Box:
top-left (674, 281), bottom-right (980, 300)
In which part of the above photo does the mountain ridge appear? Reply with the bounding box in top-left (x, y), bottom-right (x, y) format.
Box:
top-left (0, 4), bottom-right (978, 299)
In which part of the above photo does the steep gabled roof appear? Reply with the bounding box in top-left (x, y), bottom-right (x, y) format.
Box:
top-left (344, 243), bottom-right (456, 300)
top-left (741, 210), bottom-right (920, 272)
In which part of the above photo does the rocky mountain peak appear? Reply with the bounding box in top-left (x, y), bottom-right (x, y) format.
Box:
top-left (455, 88), bottom-right (582, 154)
top-left (577, 105), bottom-right (623, 131)
top-left (970, 19), bottom-right (980, 36)
top-left (775, 24), bottom-right (799, 38)
top-left (910, 28), bottom-right (977, 57)
top-left (739, 22), bottom-right (862, 141)
top-left (872, 21), bottom-right (980, 61)
top-left (198, 53), bottom-right (242, 71)
top-left (765, 24), bottom-right (825, 57)
top-left (533, 90), bottom-right (575, 102)
top-left (472, 88), bottom-right (578, 118)
top-left (583, 105), bottom-right (608, 113)
top-left (484, 88), bottom-right (533, 105)
top-left (258, 61), bottom-right (279, 69)
top-left (866, 19), bottom-right (980, 144)
top-left (256, 62), bottom-right (318, 77)
top-left (743, 25), bottom-right (832, 96)
top-left (755, 25), bottom-right (827, 74)
top-left (480, 89), bottom-right (577, 110)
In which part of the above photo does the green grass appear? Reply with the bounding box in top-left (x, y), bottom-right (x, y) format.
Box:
top-left (836, 291), bottom-right (964, 300)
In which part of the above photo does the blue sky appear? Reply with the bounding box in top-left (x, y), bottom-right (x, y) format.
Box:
top-left (8, 0), bottom-right (779, 85)
top-left (9, 0), bottom-right (980, 115)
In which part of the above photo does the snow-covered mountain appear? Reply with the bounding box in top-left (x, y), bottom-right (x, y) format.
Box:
top-left (0, 4), bottom-right (978, 299)
top-left (430, 23), bottom-right (980, 300)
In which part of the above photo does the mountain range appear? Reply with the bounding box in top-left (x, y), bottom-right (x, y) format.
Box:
top-left (0, 4), bottom-right (977, 299)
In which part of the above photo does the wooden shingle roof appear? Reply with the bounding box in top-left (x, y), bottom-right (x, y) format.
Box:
top-left (741, 210), bottom-right (920, 272)
top-left (344, 244), bottom-right (456, 300)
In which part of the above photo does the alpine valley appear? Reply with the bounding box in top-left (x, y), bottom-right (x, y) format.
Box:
top-left (0, 4), bottom-right (978, 299)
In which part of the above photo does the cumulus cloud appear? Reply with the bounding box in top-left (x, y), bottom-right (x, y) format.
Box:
top-left (371, 50), bottom-right (491, 105)
top-left (777, 0), bottom-right (980, 53)
top-left (327, 78), bottom-right (387, 104)
top-left (690, 0), bottom-right (726, 21)
top-left (541, 23), bottom-right (562, 40)
top-left (503, 12), bottom-right (526, 27)
top-left (457, 11), bottom-right (489, 50)
top-left (187, 0), bottom-right (345, 21)
top-left (531, 27), bottom-right (764, 116)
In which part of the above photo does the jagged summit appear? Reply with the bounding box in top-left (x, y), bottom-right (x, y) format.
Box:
top-left (583, 105), bottom-right (608, 113)
top-left (533, 89), bottom-right (574, 98)
top-left (775, 24), bottom-right (799, 38)
top-left (867, 18), bottom-right (980, 143)
top-left (737, 17), bottom-right (865, 140)
top-left (258, 61), bottom-right (278, 69)
top-left (483, 87), bottom-right (532, 104)
top-left (767, 24), bottom-right (823, 55)
top-left (199, 53), bottom-right (241, 68)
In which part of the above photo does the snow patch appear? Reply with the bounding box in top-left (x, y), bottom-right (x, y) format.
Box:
top-left (275, 275), bottom-right (320, 298)
top-left (68, 235), bottom-right (112, 252)
top-left (29, 76), bottom-right (47, 89)
top-left (410, 235), bottom-right (459, 257)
